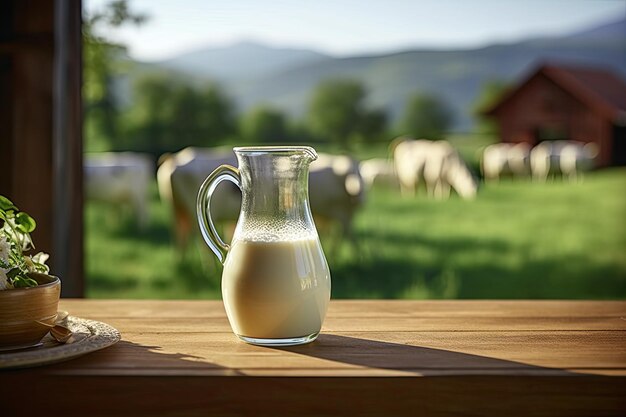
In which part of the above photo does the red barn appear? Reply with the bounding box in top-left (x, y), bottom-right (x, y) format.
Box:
top-left (485, 64), bottom-right (626, 167)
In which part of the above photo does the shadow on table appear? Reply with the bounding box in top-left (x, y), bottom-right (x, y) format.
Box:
top-left (275, 334), bottom-right (573, 375)
top-left (38, 340), bottom-right (244, 375)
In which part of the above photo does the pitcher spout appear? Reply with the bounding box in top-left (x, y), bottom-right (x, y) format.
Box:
top-left (301, 146), bottom-right (318, 162)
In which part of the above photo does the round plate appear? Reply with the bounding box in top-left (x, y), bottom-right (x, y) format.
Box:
top-left (0, 316), bottom-right (120, 369)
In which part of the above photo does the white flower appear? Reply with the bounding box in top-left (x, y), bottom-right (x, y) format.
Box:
top-left (27, 252), bottom-right (50, 274)
top-left (31, 252), bottom-right (49, 266)
top-left (0, 235), bottom-right (14, 290)
top-left (0, 236), bottom-right (9, 263)
top-left (0, 268), bottom-right (11, 291)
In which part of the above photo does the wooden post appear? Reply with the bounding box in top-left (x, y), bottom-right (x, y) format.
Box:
top-left (53, 0), bottom-right (83, 297)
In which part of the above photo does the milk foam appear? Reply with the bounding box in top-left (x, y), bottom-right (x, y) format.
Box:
top-left (236, 217), bottom-right (318, 242)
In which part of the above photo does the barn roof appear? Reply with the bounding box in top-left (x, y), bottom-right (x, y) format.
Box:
top-left (485, 64), bottom-right (626, 122)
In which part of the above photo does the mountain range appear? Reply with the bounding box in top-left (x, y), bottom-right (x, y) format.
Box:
top-left (128, 17), bottom-right (626, 130)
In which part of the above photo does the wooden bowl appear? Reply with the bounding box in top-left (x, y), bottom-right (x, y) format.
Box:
top-left (0, 273), bottom-right (61, 350)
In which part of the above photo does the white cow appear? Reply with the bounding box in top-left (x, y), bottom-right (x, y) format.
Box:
top-left (157, 147), bottom-right (240, 252)
top-left (481, 142), bottom-right (531, 182)
top-left (84, 152), bottom-right (153, 228)
top-left (394, 138), bottom-right (477, 200)
top-left (359, 158), bottom-right (399, 190)
top-left (530, 141), bottom-right (599, 182)
top-left (157, 148), bottom-right (366, 255)
top-left (393, 139), bottom-right (432, 196)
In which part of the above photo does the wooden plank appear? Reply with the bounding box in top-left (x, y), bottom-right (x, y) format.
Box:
top-left (4, 374), bottom-right (625, 417)
top-left (59, 299), bottom-right (626, 318)
top-left (70, 316), bottom-right (626, 332)
top-left (46, 367), bottom-right (625, 377)
top-left (50, 300), bottom-right (626, 375)
top-left (31, 331), bottom-right (625, 374)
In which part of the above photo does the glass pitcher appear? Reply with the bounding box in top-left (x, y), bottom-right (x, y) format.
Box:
top-left (197, 146), bottom-right (331, 346)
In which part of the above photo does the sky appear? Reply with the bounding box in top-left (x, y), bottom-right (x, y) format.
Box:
top-left (85, 0), bottom-right (626, 61)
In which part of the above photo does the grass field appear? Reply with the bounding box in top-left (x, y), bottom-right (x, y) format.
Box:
top-left (85, 163), bottom-right (626, 300)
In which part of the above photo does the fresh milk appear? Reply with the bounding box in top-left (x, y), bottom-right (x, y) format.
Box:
top-left (221, 238), bottom-right (331, 340)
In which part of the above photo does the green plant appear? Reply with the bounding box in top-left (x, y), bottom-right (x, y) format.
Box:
top-left (0, 196), bottom-right (49, 289)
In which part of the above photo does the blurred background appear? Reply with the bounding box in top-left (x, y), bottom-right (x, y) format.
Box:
top-left (82, 0), bottom-right (626, 299)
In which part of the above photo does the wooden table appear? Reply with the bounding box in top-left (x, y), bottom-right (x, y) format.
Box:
top-left (3, 300), bottom-right (626, 416)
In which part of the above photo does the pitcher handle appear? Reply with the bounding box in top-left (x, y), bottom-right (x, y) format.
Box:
top-left (196, 165), bottom-right (241, 264)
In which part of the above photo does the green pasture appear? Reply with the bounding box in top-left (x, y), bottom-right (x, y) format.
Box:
top-left (85, 165), bottom-right (626, 299)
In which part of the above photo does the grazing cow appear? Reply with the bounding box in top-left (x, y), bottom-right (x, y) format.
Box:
top-left (393, 138), bottom-right (477, 200)
top-left (359, 158), bottom-right (399, 190)
top-left (393, 139), bottom-right (432, 196)
top-left (157, 147), bottom-right (240, 252)
top-left (435, 150), bottom-right (479, 200)
top-left (481, 142), bottom-right (531, 182)
top-left (84, 152), bottom-right (153, 228)
top-left (530, 141), bottom-right (599, 182)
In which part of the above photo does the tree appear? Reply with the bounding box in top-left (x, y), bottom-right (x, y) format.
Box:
top-left (83, 0), bottom-right (147, 152)
top-left (124, 75), bottom-right (236, 156)
top-left (307, 79), bottom-right (386, 147)
top-left (472, 80), bottom-right (510, 134)
top-left (357, 108), bottom-right (388, 143)
top-left (240, 106), bottom-right (290, 144)
top-left (400, 93), bottom-right (453, 140)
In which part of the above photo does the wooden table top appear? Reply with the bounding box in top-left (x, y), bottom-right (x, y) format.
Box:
top-left (3, 299), bottom-right (626, 416)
